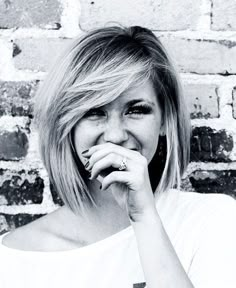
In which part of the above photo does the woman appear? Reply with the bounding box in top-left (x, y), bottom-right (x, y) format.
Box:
top-left (0, 26), bottom-right (235, 288)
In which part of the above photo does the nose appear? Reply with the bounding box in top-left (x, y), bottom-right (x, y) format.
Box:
top-left (103, 115), bottom-right (128, 144)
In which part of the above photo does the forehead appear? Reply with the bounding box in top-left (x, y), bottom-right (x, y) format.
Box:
top-left (110, 80), bottom-right (158, 106)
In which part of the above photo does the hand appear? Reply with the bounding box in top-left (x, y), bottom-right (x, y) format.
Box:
top-left (83, 143), bottom-right (156, 222)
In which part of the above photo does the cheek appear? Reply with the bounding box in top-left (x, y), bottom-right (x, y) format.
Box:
top-left (145, 132), bottom-right (160, 156)
top-left (73, 123), bottom-right (101, 154)
top-left (73, 125), bottom-right (89, 154)
top-left (141, 119), bottom-right (161, 160)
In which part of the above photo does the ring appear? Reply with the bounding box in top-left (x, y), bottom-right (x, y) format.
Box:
top-left (118, 157), bottom-right (127, 171)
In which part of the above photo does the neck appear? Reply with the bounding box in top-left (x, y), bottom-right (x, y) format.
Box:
top-left (58, 179), bottom-right (131, 245)
top-left (85, 178), bottom-right (130, 229)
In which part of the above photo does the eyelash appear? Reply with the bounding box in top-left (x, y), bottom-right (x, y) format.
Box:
top-left (126, 104), bottom-right (152, 115)
top-left (84, 105), bottom-right (152, 118)
top-left (84, 109), bottom-right (104, 117)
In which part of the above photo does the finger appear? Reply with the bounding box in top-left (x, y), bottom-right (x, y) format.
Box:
top-left (101, 171), bottom-right (133, 191)
top-left (87, 151), bottom-right (124, 172)
top-left (87, 143), bottom-right (140, 157)
top-left (90, 154), bottom-right (128, 180)
top-left (86, 144), bottom-right (140, 170)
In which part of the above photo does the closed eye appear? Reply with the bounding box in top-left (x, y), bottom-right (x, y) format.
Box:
top-left (126, 104), bottom-right (152, 115)
top-left (84, 108), bottom-right (105, 118)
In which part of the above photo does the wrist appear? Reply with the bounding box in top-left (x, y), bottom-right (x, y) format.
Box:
top-left (129, 205), bottom-right (160, 225)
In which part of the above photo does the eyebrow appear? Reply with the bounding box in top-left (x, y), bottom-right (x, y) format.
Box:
top-left (126, 99), bottom-right (155, 106)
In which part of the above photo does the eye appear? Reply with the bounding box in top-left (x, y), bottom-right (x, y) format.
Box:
top-left (84, 108), bottom-right (106, 118)
top-left (126, 104), bottom-right (152, 116)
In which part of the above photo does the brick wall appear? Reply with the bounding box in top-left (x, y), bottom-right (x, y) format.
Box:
top-left (0, 0), bottom-right (236, 233)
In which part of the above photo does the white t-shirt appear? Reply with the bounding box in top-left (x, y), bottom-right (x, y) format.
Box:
top-left (0, 190), bottom-right (236, 288)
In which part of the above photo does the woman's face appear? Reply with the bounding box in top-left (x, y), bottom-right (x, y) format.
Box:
top-left (74, 80), bottom-right (163, 166)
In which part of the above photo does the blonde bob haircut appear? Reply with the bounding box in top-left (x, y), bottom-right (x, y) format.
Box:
top-left (34, 25), bottom-right (191, 216)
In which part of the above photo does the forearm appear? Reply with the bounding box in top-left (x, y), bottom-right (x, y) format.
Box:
top-left (131, 208), bottom-right (195, 288)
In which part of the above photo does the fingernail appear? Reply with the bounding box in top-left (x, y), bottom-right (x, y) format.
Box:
top-left (85, 161), bottom-right (89, 169)
top-left (82, 149), bottom-right (89, 155)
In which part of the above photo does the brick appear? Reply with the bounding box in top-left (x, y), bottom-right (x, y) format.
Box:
top-left (0, 0), bottom-right (62, 29)
top-left (188, 170), bottom-right (236, 197)
top-left (183, 83), bottom-right (219, 118)
top-left (50, 183), bottom-right (64, 206)
top-left (190, 127), bottom-right (234, 162)
top-left (0, 169), bottom-right (44, 205)
top-left (211, 0), bottom-right (236, 31)
top-left (0, 81), bottom-right (39, 117)
top-left (160, 36), bottom-right (236, 74)
top-left (233, 87), bottom-right (236, 119)
top-left (0, 214), bottom-right (9, 233)
top-left (80, 0), bottom-right (201, 31)
top-left (13, 38), bottom-right (70, 72)
top-left (0, 128), bottom-right (28, 160)
top-left (0, 39), bottom-right (14, 79)
top-left (13, 43), bottom-right (22, 58)
top-left (0, 213), bottom-right (44, 233)
top-left (133, 283), bottom-right (146, 288)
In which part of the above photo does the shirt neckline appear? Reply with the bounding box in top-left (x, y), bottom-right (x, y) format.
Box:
top-left (0, 189), bottom-right (178, 254)
top-left (0, 224), bottom-right (133, 254)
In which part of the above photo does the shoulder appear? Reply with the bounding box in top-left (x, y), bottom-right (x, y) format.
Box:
top-left (176, 190), bottom-right (236, 214)
top-left (2, 214), bottom-right (51, 250)
top-left (2, 206), bottom-right (86, 251)
top-left (184, 194), bottom-right (236, 287)
top-left (2, 207), bottom-right (70, 251)
top-left (162, 190), bottom-right (236, 228)
top-left (177, 191), bottom-right (236, 231)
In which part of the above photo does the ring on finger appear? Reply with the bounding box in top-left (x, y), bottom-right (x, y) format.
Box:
top-left (118, 157), bottom-right (127, 171)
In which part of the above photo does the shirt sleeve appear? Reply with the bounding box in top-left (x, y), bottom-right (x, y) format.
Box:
top-left (188, 194), bottom-right (236, 288)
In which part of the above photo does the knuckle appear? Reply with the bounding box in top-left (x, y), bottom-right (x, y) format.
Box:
top-left (133, 150), bottom-right (140, 156)
top-left (92, 162), bottom-right (99, 171)
top-left (107, 143), bottom-right (115, 150)
top-left (109, 152), bottom-right (116, 161)
top-left (140, 155), bottom-right (148, 165)
top-left (106, 153), bottom-right (116, 164)
top-left (109, 171), bottom-right (118, 181)
top-left (89, 154), bottom-right (96, 165)
top-left (130, 150), bottom-right (139, 158)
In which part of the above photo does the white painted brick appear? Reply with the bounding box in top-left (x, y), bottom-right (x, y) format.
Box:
top-left (233, 87), bottom-right (236, 119)
top-left (60, 0), bottom-right (82, 37)
top-left (160, 35), bottom-right (236, 74)
top-left (79, 0), bottom-right (201, 31)
top-left (212, 0), bottom-right (236, 31)
top-left (0, 0), bottom-right (62, 29)
top-left (183, 82), bottom-right (219, 118)
top-left (0, 39), bottom-right (15, 78)
top-left (13, 38), bottom-right (71, 72)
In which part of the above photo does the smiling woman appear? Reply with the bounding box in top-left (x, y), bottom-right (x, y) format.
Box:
top-left (73, 80), bottom-right (163, 217)
top-left (0, 25), bottom-right (235, 288)
top-left (33, 25), bottom-right (190, 217)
